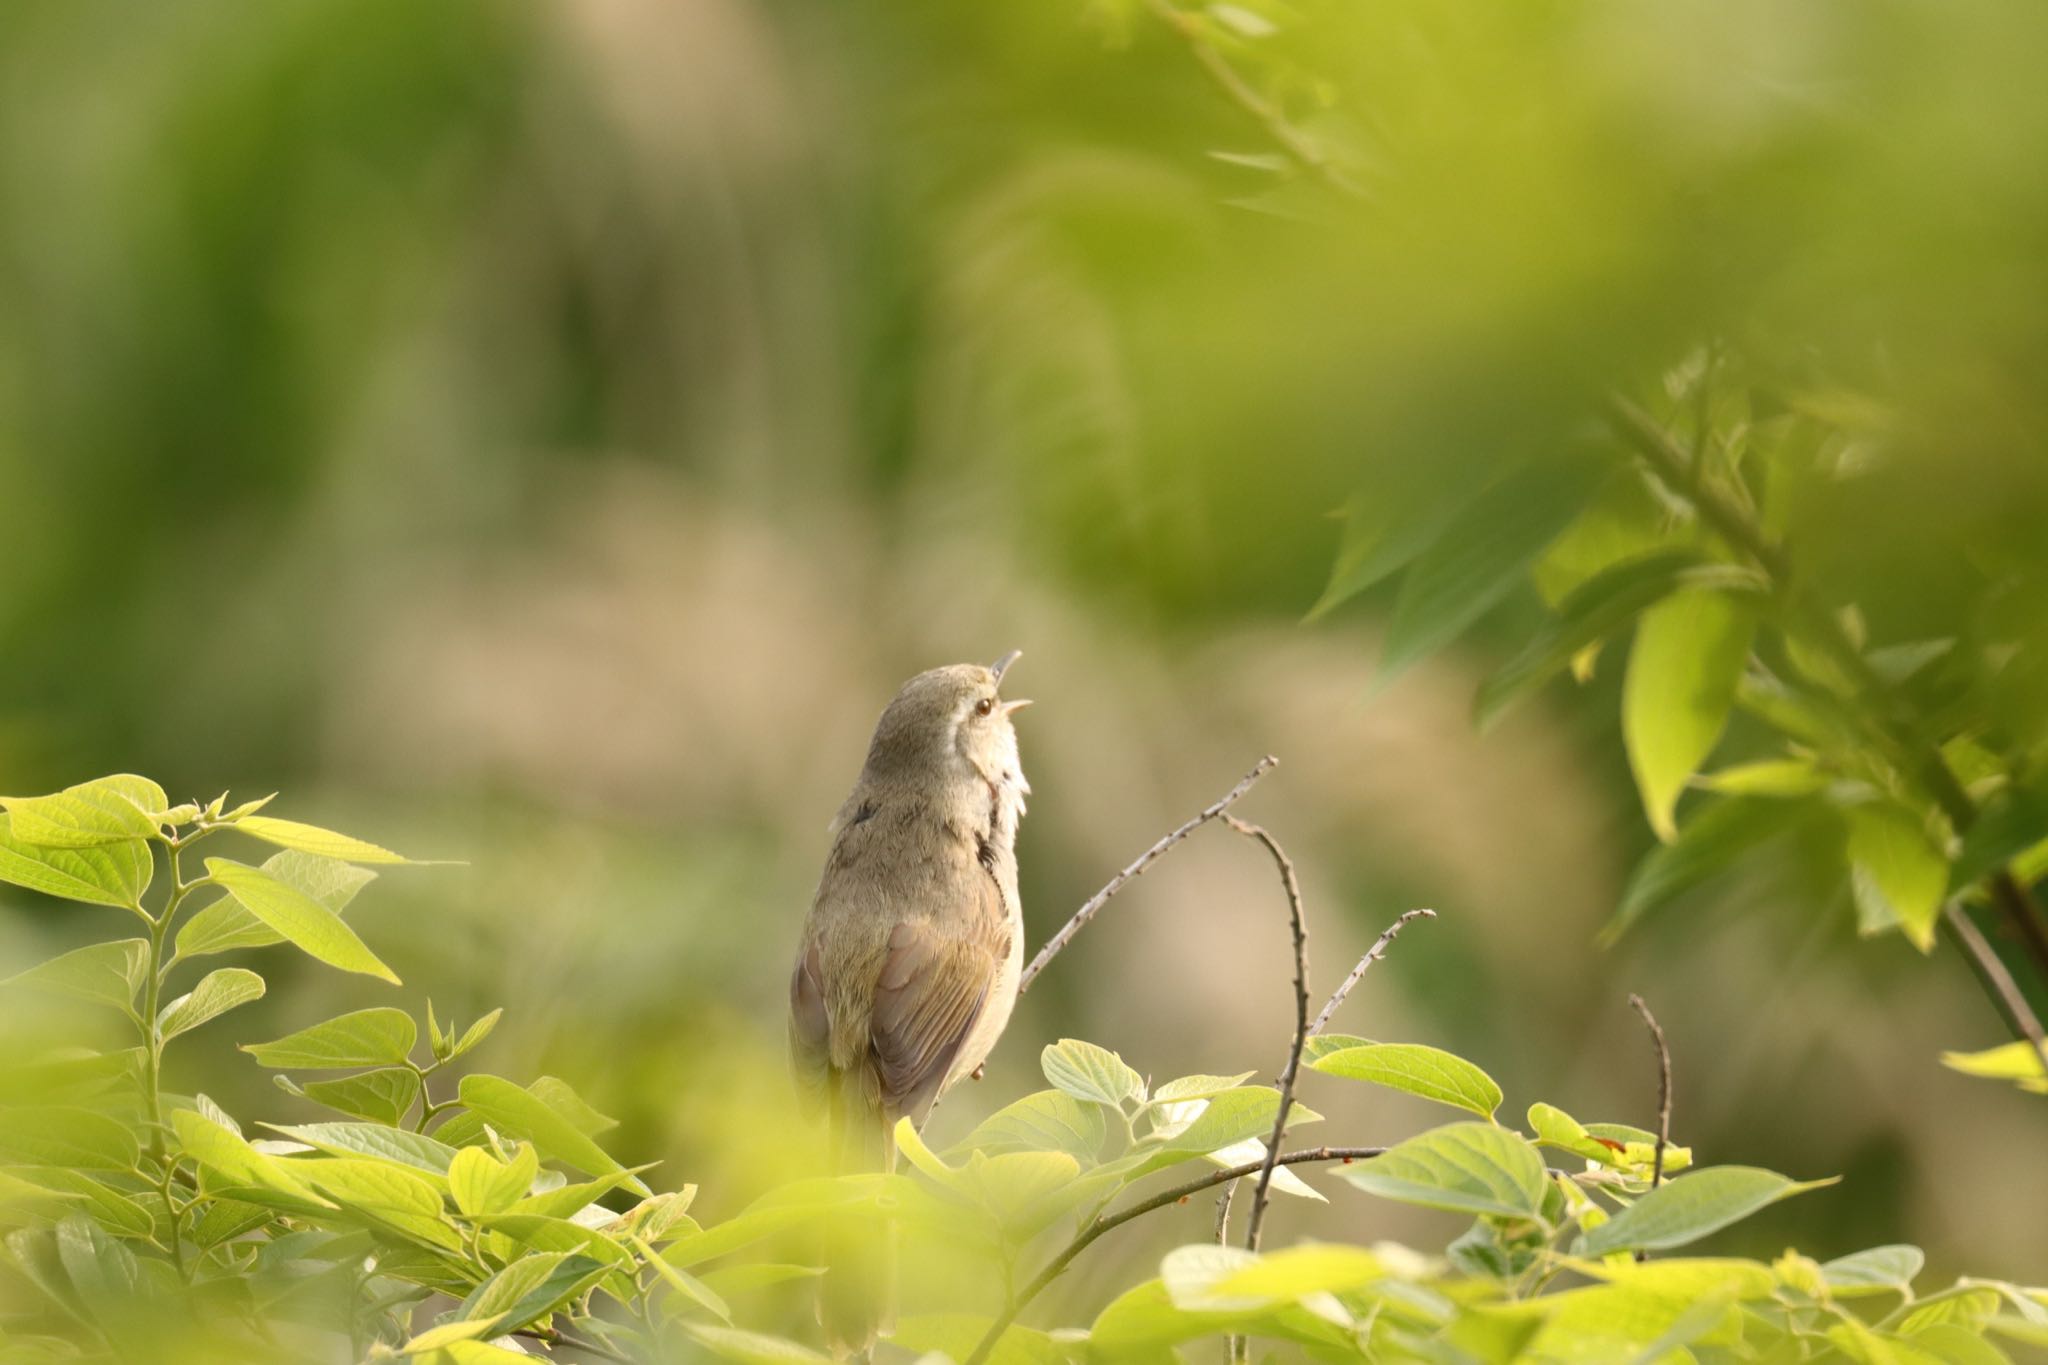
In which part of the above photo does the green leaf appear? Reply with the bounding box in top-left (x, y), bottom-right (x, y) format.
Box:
top-left (1308, 1043), bottom-right (1502, 1117)
top-left (1306, 474), bottom-right (1485, 622)
top-left (262, 1122), bottom-right (459, 1177)
top-left (1040, 1039), bottom-right (1145, 1108)
top-left (0, 1107), bottom-right (140, 1172)
top-left (1822, 1245), bottom-right (1925, 1298)
top-left (458, 1250), bottom-right (610, 1332)
top-left (4, 940), bottom-right (149, 1014)
top-left (0, 816), bottom-right (152, 910)
top-left (171, 1109), bottom-right (330, 1207)
top-left (296, 1067), bottom-right (421, 1126)
top-left (639, 1235), bottom-right (734, 1321)
top-left (449, 1143), bottom-right (540, 1217)
top-left (1606, 797), bottom-right (1790, 942)
top-left (1476, 551), bottom-right (1703, 729)
top-left (1695, 758), bottom-right (1830, 797)
top-left (446, 1008), bottom-right (503, 1063)
top-left (1299, 1033), bottom-right (1373, 1064)
top-left (1623, 590), bottom-right (1757, 841)
top-left (1339, 1121), bottom-right (1548, 1220)
top-left (4, 1169), bottom-right (159, 1242)
top-left (1575, 1166), bottom-right (1838, 1256)
top-left (1141, 1088), bottom-right (1319, 1171)
top-left (203, 858), bottom-right (399, 983)
top-left (157, 968), bottom-right (265, 1041)
top-left (303, 1157), bottom-right (461, 1250)
top-left (175, 850), bottom-right (376, 960)
top-left (232, 815), bottom-right (415, 865)
top-left (243, 1007), bottom-right (417, 1069)
top-left (527, 1076), bottom-right (618, 1135)
top-left (684, 1325), bottom-right (833, 1365)
top-left (1951, 782), bottom-right (2048, 891)
top-left (0, 776), bottom-right (166, 848)
top-left (1846, 802), bottom-right (1950, 950)
top-left (456, 1074), bottom-right (649, 1196)
top-left (951, 1090), bottom-right (1107, 1162)
top-left (1206, 1244), bottom-right (1387, 1299)
top-left (1939, 1041), bottom-right (2047, 1094)
top-left (1379, 457), bottom-right (1604, 681)
top-left (1149, 1072), bottom-right (1257, 1103)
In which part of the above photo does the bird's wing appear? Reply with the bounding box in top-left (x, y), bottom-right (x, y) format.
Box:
top-left (788, 938), bottom-right (833, 1119)
top-left (869, 888), bottom-right (1006, 1122)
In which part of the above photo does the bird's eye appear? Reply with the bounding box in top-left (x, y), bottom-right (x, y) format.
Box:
top-left (975, 697), bottom-right (995, 717)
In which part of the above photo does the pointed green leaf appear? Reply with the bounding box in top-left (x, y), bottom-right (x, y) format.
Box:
top-left (458, 1250), bottom-right (610, 1332)
top-left (203, 859), bottom-right (398, 983)
top-left (445, 1008), bottom-right (503, 1063)
top-left (1846, 802), bottom-right (1950, 950)
top-left (243, 1007), bottom-right (416, 1069)
top-left (684, 1325), bottom-right (834, 1365)
top-left (4, 940), bottom-right (148, 1013)
top-left (171, 1110), bottom-right (330, 1207)
top-left (1040, 1039), bottom-right (1145, 1109)
top-left (158, 968), bottom-right (265, 1041)
top-left (1308, 1043), bottom-right (1502, 1117)
top-left (457, 1074), bottom-right (648, 1195)
top-left (639, 1235), bottom-right (734, 1321)
top-left (0, 776), bottom-right (166, 848)
top-left (1339, 1121), bottom-right (1548, 1220)
top-left (302, 1157), bottom-right (460, 1250)
top-left (297, 1068), bottom-right (421, 1126)
top-left (1695, 759), bottom-right (1829, 797)
top-left (1822, 1245), bottom-right (1925, 1298)
top-left (1623, 591), bottom-right (1757, 841)
top-left (450, 1144), bottom-right (540, 1217)
top-left (262, 1122), bottom-right (458, 1176)
top-left (233, 815), bottom-right (415, 865)
top-left (1307, 477), bottom-right (1485, 622)
top-left (1575, 1166), bottom-right (1839, 1256)
top-left (1380, 458), bottom-right (1604, 681)
top-left (0, 1107), bottom-right (140, 1172)
top-left (0, 816), bottom-right (152, 909)
top-left (175, 850), bottom-right (375, 960)
top-left (1477, 551), bottom-right (1703, 729)
top-left (1939, 1041), bottom-right (2047, 1094)
top-left (951, 1090), bottom-right (1107, 1162)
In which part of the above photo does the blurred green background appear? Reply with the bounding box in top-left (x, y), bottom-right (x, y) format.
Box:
top-left (2, 0), bottom-right (2045, 1315)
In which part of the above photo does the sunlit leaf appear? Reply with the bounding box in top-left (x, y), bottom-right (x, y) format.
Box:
top-left (233, 815), bottom-right (416, 865)
top-left (243, 1007), bottom-right (416, 1069)
top-left (1606, 797), bottom-right (1791, 942)
top-left (1309, 1043), bottom-right (1502, 1117)
top-left (457, 1074), bottom-right (649, 1195)
top-left (1939, 1041), bottom-right (2048, 1095)
top-left (303, 1157), bottom-right (461, 1250)
top-left (0, 816), bottom-right (152, 910)
top-left (1846, 802), bottom-right (1950, 949)
top-left (0, 1107), bottom-right (139, 1173)
top-left (204, 858), bottom-right (399, 983)
top-left (1339, 1121), bottom-right (1548, 1220)
top-left (951, 1089), bottom-right (1107, 1162)
top-left (1040, 1039), bottom-right (1145, 1109)
top-left (458, 1250), bottom-right (609, 1332)
top-left (684, 1324), bottom-right (833, 1365)
top-left (449, 1143), bottom-right (541, 1218)
top-left (1822, 1245), bottom-right (1925, 1298)
top-left (263, 1122), bottom-right (459, 1177)
top-left (175, 850), bottom-right (376, 960)
top-left (296, 1067), bottom-right (421, 1126)
top-left (1623, 590), bottom-right (1757, 841)
top-left (1695, 759), bottom-right (1830, 797)
top-left (1575, 1166), bottom-right (1838, 1256)
top-left (157, 968), bottom-right (265, 1041)
top-left (0, 776), bottom-right (166, 848)
top-left (3, 940), bottom-right (149, 1014)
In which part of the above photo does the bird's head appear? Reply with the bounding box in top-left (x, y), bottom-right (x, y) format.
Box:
top-left (863, 650), bottom-right (1032, 793)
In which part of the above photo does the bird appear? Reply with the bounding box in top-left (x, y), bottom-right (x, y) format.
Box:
top-left (788, 651), bottom-right (1032, 1354)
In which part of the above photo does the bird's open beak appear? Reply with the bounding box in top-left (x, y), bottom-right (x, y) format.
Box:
top-left (990, 649), bottom-right (1023, 682)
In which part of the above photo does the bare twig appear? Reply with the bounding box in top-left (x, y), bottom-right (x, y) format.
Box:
top-left (1309, 909), bottom-right (1438, 1038)
top-left (1625, 995), bottom-right (1672, 1189)
top-left (1019, 757), bottom-right (1278, 994)
top-left (1212, 1179), bottom-right (1237, 1244)
top-left (1943, 902), bottom-right (2048, 1070)
top-left (1222, 814), bottom-right (1309, 1255)
top-left (515, 1325), bottom-right (632, 1364)
top-left (961, 1146), bottom-right (1388, 1365)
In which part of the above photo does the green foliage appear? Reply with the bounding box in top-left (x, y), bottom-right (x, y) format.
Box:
top-left (2, 774), bottom-right (2042, 1363)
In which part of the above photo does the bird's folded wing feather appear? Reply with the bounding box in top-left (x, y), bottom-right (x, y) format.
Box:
top-left (869, 907), bottom-right (1003, 1121)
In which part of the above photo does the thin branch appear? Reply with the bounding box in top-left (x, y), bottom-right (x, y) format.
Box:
top-left (1019, 757), bottom-right (1278, 994)
top-left (1309, 910), bottom-right (1438, 1038)
top-left (1212, 1179), bottom-right (1238, 1244)
top-left (514, 1325), bottom-right (632, 1364)
top-left (1221, 815), bottom-right (1309, 1255)
top-left (1625, 995), bottom-right (1672, 1189)
top-left (1943, 902), bottom-right (2048, 1070)
top-left (1140, 0), bottom-right (1361, 197)
top-left (961, 1146), bottom-right (1388, 1365)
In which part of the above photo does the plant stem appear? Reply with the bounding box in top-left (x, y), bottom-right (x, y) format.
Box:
top-left (1020, 757), bottom-right (1277, 994)
top-left (1310, 910), bottom-right (1437, 1038)
top-left (961, 1146), bottom-right (1387, 1365)
top-left (140, 839), bottom-right (197, 1274)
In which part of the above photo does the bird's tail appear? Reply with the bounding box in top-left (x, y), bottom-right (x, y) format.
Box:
top-left (821, 1075), bottom-right (897, 1358)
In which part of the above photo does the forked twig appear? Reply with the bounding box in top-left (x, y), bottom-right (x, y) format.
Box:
top-left (1310, 909), bottom-right (1438, 1037)
top-left (1018, 757), bottom-right (1278, 994)
top-left (1221, 814), bottom-right (1309, 1256)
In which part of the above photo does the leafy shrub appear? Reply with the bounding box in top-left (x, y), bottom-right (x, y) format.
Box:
top-left (3, 774), bottom-right (2045, 1363)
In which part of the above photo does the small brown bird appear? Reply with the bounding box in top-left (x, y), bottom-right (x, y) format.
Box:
top-left (788, 652), bottom-right (1032, 1351)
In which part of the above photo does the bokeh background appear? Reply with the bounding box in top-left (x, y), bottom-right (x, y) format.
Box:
top-left (3, 0), bottom-right (2046, 1320)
